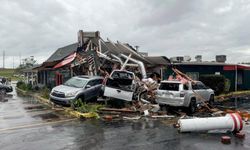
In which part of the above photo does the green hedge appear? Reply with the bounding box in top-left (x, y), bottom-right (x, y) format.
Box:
top-left (17, 81), bottom-right (51, 99)
top-left (16, 81), bottom-right (32, 91)
top-left (199, 75), bottom-right (229, 95)
top-left (40, 87), bottom-right (50, 99)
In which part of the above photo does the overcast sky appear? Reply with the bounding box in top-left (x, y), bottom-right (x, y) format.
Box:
top-left (1, 0), bottom-right (250, 68)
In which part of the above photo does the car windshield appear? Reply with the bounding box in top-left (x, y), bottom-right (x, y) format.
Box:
top-left (159, 83), bottom-right (180, 91)
top-left (111, 71), bottom-right (133, 79)
top-left (63, 77), bottom-right (88, 88)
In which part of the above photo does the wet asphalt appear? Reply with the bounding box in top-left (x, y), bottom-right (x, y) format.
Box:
top-left (0, 84), bottom-right (250, 150)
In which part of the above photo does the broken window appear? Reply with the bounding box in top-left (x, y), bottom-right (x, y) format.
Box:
top-left (159, 83), bottom-right (180, 91)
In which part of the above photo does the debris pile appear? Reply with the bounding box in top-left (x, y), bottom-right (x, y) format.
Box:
top-left (48, 30), bottom-right (250, 140)
top-left (97, 65), bottom-right (250, 144)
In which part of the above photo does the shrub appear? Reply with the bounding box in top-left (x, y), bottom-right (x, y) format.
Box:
top-left (16, 81), bottom-right (24, 88)
top-left (16, 81), bottom-right (35, 91)
top-left (40, 87), bottom-right (50, 99)
top-left (16, 81), bottom-right (27, 91)
top-left (27, 83), bottom-right (33, 91)
top-left (199, 75), bottom-right (227, 95)
top-left (71, 99), bottom-right (104, 114)
top-left (224, 79), bottom-right (231, 93)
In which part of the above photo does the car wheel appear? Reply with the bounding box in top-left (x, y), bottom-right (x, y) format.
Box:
top-left (0, 89), bottom-right (6, 95)
top-left (91, 96), bottom-right (98, 102)
top-left (188, 98), bottom-right (196, 114)
top-left (209, 95), bottom-right (214, 105)
top-left (71, 96), bottom-right (85, 109)
top-left (79, 95), bottom-right (85, 103)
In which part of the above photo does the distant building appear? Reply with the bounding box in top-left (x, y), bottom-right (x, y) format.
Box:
top-left (20, 56), bottom-right (37, 68)
top-left (21, 64), bottom-right (40, 86)
top-left (165, 61), bottom-right (250, 91)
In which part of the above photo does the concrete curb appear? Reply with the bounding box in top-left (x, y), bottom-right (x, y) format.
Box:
top-left (15, 87), bottom-right (98, 119)
top-left (15, 87), bottom-right (28, 95)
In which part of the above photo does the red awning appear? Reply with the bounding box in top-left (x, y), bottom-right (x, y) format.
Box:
top-left (238, 65), bottom-right (250, 70)
top-left (53, 52), bottom-right (76, 69)
top-left (223, 65), bottom-right (250, 71)
top-left (223, 65), bottom-right (236, 71)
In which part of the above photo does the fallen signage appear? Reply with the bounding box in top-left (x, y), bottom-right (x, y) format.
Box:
top-left (178, 113), bottom-right (243, 133)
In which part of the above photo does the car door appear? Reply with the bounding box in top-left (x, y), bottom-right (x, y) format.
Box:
top-left (94, 79), bottom-right (103, 97)
top-left (195, 82), bottom-right (209, 102)
top-left (85, 80), bottom-right (96, 100)
top-left (192, 82), bottom-right (203, 101)
top-left (198, 82), bottom-right (210, 101)
top-left (90, 79), bottom-right (99, 98)
top-left (87, 79), bottom-right (104, 98)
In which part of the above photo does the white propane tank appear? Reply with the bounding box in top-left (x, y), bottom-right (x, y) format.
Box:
top-left (178, 113), bottom-right (243, 133)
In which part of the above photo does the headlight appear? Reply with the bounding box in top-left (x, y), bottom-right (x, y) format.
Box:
top-left (65, 91), bottom-right (78, 97)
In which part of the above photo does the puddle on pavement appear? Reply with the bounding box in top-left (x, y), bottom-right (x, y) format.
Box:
top-left (24, 105), bottom-right (46, 110)
top-left (5, 94), bottom-right (13, 98)
top-left (0, 99), bottom-right (8, 102)
top-left (2, 115), bottom-right (25, 120)
top-left (0, 94), bottom-right (7, 102)
top-left (33, 112), bottom-right (60, 120)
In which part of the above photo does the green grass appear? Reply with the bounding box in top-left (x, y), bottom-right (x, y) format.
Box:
top-left (0, 68), bottom-right (20, 81)
top-left (71, 99), bottom-right (104, 118)
top-left (215, 90), bottom-right (250, 101)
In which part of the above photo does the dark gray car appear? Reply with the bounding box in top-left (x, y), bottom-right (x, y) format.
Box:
top-left (0, 82), bottom-right (13, 95)
top-left (50, 75), bottom-right (104, 106)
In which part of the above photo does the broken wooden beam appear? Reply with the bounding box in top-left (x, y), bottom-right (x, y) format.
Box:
top-left (99, 108), bottom-right (139, 113)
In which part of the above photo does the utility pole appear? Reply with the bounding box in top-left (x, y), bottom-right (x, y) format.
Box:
top-left (3, 50), bottom-right (5, 69)
top-left (13, 56), bottom-right (14, 69)
top-left (235, 64), bottom-right (238, 108)
top-left (235, 64), bottom-right (237, 92)
top-left (19, 52), bottom-right (21, 66)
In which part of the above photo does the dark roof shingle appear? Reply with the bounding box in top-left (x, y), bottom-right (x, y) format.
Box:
top-left (46, 43), bottom-right (78, 62)
top-left (145, 56), bottom-right (170, 65)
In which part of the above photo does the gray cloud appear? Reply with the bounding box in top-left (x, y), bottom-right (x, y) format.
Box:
top-left (0, 0), bottom-right (250, 67)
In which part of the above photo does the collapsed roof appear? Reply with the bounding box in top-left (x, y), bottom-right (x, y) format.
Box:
top-left (39, 30), bottom-right (170, 69)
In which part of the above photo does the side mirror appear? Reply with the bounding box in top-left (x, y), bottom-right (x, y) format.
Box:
top-left (85, 85), bottom-right (91, 89)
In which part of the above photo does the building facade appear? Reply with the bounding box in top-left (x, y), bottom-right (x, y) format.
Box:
top-left (164, 62), bottom-right (250, 91)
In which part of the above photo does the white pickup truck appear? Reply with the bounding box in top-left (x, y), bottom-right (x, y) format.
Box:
top-left (104, 70), bottom-right (136, 101)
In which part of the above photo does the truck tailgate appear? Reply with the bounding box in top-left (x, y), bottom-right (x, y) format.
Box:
top-left (104, 86), bottom-right (133, 101)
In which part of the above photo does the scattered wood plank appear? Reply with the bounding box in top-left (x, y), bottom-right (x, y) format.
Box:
top-left (100, 108), bottom-right (139, 113)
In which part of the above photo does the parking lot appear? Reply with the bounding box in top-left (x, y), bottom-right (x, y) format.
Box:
top-left (0, 84), bottom-right (250, 150)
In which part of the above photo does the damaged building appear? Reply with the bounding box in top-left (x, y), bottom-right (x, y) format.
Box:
top-left (36, 30), bottom-right (170, 88)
